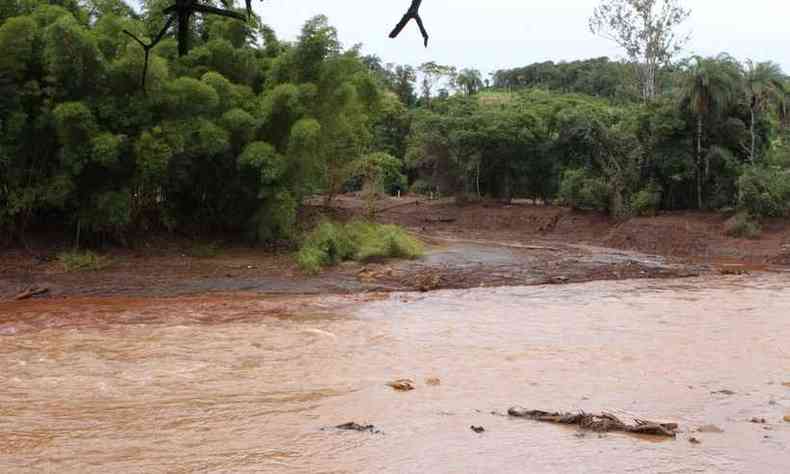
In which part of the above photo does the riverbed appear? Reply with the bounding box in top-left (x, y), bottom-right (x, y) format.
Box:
top-left (1, 274), bottom-right (789, 473)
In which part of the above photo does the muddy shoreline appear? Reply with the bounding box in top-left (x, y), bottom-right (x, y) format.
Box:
top-left (2, 199), bottom-right (789, 302)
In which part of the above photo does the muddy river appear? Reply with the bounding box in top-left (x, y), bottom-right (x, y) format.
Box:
top-left (1, 275), bottom-right (789, 473)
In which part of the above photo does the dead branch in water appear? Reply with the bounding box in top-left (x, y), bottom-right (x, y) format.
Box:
top-left (13, 287), bottom-right (49, 301)
top-left (508, 407), bottom-right (678, 437)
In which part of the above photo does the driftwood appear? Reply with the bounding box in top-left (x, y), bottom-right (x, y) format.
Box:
top-left (508, 407), bottom-right (678, 437)
top-left (14, 287), bottom-right (49, 301)
top-left (335, 422), bottom-right (377, 433)
top-left (387, 379), bottom-right (416, 391)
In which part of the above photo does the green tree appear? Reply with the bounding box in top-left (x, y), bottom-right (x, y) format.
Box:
top-left (679, 54), bottom-right (741, 209)
top-left (589, 0), bottom-right (691, 101)
top-left (743, 60), bottom-right (785, 163)
top-left (455, 68), bottom-right (483, 96)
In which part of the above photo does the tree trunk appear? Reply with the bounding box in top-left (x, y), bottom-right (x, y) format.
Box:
top-left (696, 115), bottom-right (703, 210)
top-left (750, 107), bottom-right (757, 163)
top-left (475, 161), bottom-right (481, 198)
top-left (177, 11), bottom-right (191, 57)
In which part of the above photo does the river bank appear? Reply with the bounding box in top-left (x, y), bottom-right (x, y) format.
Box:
top-left (2, 197), bottom-right (789, 301)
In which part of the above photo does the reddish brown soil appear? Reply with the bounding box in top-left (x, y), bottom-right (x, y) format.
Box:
top-left (366, 197), bottom-right (790, 265)
top-left (1, 196), bottom-right (788, 303)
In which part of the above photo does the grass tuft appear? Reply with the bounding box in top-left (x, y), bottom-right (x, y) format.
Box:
top-left (296, 220), bottom-right (423, 274)
top-left (58, 250), bottom-right (112, 272)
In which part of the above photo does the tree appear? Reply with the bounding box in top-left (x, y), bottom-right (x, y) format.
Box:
top-left (455, 68), bottom-right (483, 96)
top-left (589, 0), bottom-right (690, 101)
top-left (418, 61), bottom-right (456, 107)
top-left (679, 54), bottom-right (741, 209)
top-left (743, 60), bottom-right (785, 163)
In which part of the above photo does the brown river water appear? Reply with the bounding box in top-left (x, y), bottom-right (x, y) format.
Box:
top-left (1, 275), bottom-right (789, 473)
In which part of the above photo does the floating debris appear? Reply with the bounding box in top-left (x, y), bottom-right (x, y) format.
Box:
top-left (507, 407), bottom-right (678, 437)
top-left (387, 379), bottom-right (416, 391)
top-left (711, 389), bottom-right (736, 396)
top-left (689, 437), bottom-right (701, 444)
top-left (426, 377), bottom-right (441, 386)
top-left (333, 422), bottom-right (378, 433)
top-left (470, 425), bottom-right (485, 433)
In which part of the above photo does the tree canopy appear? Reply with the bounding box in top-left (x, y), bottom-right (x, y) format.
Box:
top-left (2, 0), bottom-right (790, 247)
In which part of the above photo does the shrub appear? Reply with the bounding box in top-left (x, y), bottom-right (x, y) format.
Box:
top-left (737, 166), bottom-right (790, 218)
top-left (630, 184), bottom-right (662, 217)
top-left (346, 221), bottom-right (423, 262)
top-left (296, 220), bottom-right (423, 274)
top-left (558, 169), bottom-right (610, 212)
top-left (724, 212), bottom-right (762, 239)
top-left (58, 250), bottom-right (111, 272)
top-left (296, 221), bottom-right (355, 273)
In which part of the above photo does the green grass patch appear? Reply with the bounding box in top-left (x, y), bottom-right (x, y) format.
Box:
top-left (185, 241), bottom-right (221, 258)
top-left (296, 220), bottom-right (423, 274)
top-left (58, 250), bottom-right (112, 272)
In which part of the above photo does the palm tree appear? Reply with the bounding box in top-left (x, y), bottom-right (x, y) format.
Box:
top-left (679, 55), bottom-right (741, 209)
top-left (744, 60), bottom-right (786, 162)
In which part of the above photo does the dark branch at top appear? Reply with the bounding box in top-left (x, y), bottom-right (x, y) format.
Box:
top-left (126, 1), bottom-right (430, 91)
top-left (390, 0), bottom-right (429, 47)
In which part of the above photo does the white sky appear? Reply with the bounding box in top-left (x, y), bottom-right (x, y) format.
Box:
top-left (253, 0), bottom-right (790, 76)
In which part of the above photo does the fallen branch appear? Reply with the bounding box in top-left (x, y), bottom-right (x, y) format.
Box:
top-left (508, 407), bottom-right (678, 437)
top-left (14, 287), bottom-right (49, 301)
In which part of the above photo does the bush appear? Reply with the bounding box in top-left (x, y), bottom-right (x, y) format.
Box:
top-left (58, 250), bottom-right (111, 272)
top-left (296, 220), bottom-right (423, 274)
top-left (737, 166), bottom-right (790, 218)
top-left (346, 221), bottom-right (423, 262)
top-left (724, 212), bottom-right (762, 239)
top-left (558, 169), bottom-right (610, 212)
top-left (630, 184), bottom-right (662, 217)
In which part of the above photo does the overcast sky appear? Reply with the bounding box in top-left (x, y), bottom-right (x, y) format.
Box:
top-left (253, 0), bottom-right (789, 76)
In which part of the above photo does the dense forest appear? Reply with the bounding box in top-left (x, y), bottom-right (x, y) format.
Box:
top-left (2, 0), bottom-right (789, 247)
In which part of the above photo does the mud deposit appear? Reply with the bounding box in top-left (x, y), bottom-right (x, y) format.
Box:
top-left (1, 275), bottom-right (789, 473)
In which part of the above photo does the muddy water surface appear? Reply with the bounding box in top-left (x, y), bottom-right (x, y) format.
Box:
top-left (1, 275), bottom-right (789, 473)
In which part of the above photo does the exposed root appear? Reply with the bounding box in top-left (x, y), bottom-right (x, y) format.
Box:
top-left (508, 407), bottom-right (678, 437)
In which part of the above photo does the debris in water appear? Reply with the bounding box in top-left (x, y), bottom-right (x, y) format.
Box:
top-left (750, 417), bottom-right (767, 424)
top-left (302, 328), bottom-right (338, 341)
top-left (711, 389), bottom-right (736, 396)
top-left (507, 407), bottom-right (678, 437)
top-left (689, 437), bottom-right (701, 444)
top-left (387, 379), bottom-right (416, 391)
top-left (426, 377), bottom-right (441, 386)
top-left (784, 415), bottom-right (790, 423)
top-left (470, 425), bottom-right (485, 433)
top-left (333, 422), bottom-right (378, 433)
top-left (414, 273), bottom-right (441, 292)
top-left (13, 287), bottom-right (49, 301)
top-left (697, 424), bottom-right (724, 433)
